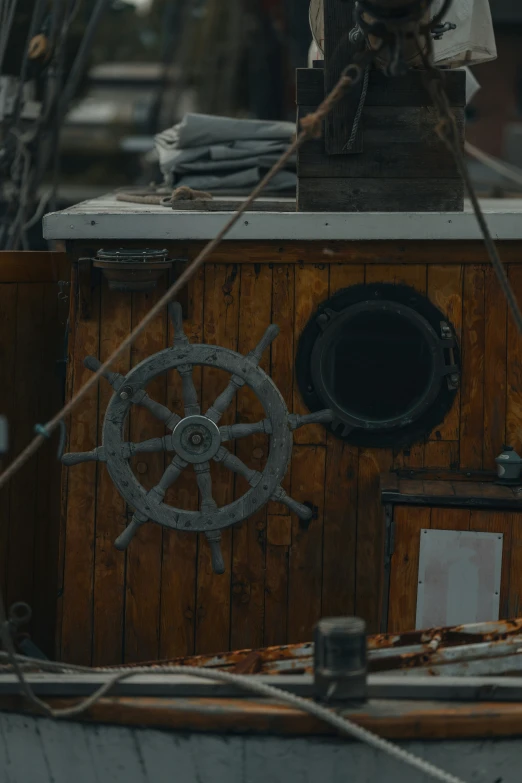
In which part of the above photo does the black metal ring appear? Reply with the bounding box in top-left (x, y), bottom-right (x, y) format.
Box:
top-left (296, 283), bottom-right (460, 449)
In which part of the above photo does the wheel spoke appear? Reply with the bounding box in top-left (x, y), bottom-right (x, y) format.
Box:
top-left (205, 530), bottom-right (225, 574)
top-left (62, 446), bottom-right (106, 466)
top-left (133, 391), bottom-right (181, 430)
top-left (178, 365), bottom-right (200, 416)
top-left (84, 356), bottom-right (125, 390)
top-left (288, 410), bottom-right (333, 431)
top-left (205, 375), bottom-right (244, 424)
top-left (214, 446), bottom-right (261, 486)
top-left (194, 462), bottom-right (217, 513)
top-left (271, 485), bottom-right (313, 521)
top-left (219, 420), bottom-right (272, 442)
top-left (245, 324), bottom-right (279, 366)
top-left (84, 355), bottom-right (180, 430)
top-left (205, 325), bottom-right (280, 424)
top-left (114, 511), bottom-right (148, 550)
top-left (148, 454), bottom-right (187, 500)
top-left (120, 436), bottom-right (173, 458)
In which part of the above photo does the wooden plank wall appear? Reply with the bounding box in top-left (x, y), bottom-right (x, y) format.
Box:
top-left (59, 253), bottom-right (522, 664)
top-left (388, 508), bottom-right (519, 632)
top-left (0, 252), bottom-right (69, 657)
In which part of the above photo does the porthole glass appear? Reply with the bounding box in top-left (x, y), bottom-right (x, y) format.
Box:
top-left (296, 283), bottom-right (460, 448)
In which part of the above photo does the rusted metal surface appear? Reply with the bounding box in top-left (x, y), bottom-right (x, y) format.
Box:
top-left (103, 619), bottom-right (522, 678)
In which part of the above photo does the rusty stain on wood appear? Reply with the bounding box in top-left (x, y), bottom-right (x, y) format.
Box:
top-left (484, 267), bottom-right (508, 470)
top-left (388, 506), bottom-right (431, 632)
top-left (506, 266), bottom-right (522, 453)
top-left (196, 264), bottom-right (240, 654)
top-left (60, 283), bottom-right (101, 664)
top-left (231, 264), bottom-right (272, 651)
top-left (124, 284), bottom-right (167, 663)
top-left (267, 516), bottom-right (292, 547)
top-left (293, 264), bottom-right (329, 445)
top-left (460, 266), bottom-right (485, 470)
top-left (288, 445), bottom-right (326, 642)
top-left (92, 282), bottom-right (131, 666)
top-left (159, 269), bottom-right (204, 659)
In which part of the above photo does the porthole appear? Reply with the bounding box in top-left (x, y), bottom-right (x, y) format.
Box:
top-left (296, 283), bottom-right (460, 448)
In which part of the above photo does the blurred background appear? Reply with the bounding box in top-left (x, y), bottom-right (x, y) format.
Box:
top-left (1, 0), bottom-right (521, 244)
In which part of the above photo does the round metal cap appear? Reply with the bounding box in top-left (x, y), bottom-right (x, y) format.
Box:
top-left (172, 415), bottom-right (221, 464)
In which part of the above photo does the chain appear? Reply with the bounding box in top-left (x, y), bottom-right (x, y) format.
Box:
top-left (343, 66), bottom-right (370, 152)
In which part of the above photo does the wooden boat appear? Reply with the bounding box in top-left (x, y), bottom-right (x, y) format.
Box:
top-left (2, 619), bottom-right (522, 782)
top-left (3, 2), bottom-right (522, 780)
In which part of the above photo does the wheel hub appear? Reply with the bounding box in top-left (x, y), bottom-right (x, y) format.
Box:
top-left (172, 415), bottom-right (221, 464)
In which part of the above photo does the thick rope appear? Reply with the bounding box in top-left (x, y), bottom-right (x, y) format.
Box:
top-left (0, 60), bottom-right (368, 492)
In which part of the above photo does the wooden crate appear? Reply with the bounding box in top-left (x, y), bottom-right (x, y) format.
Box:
top-left (296, 67), bottom-right (466, 212)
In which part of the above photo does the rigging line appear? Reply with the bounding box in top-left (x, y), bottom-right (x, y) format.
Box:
top-left (0, 56), bottom-right (371, 492)
top-left (465, 141), bottom-right (522, 191)
top-left (417, 37), bottom-right (522, 337)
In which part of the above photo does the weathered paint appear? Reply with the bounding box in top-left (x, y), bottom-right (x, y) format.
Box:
top-left (0, 711), bottom-right (521, 783)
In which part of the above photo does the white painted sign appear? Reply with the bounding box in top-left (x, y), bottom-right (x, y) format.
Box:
top-left (416, 529), bottom-right (503, 629)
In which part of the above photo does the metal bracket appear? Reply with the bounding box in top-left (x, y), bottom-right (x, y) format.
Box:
top-left (76, 257), bottom-right (94, 321)
top-left (440, 321), bottom-right (460, 390)
top-left (381, 504), bottom-right (395, 633)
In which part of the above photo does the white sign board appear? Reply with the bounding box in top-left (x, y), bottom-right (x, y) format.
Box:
top-left (416, 529), bottom-right (503, 630)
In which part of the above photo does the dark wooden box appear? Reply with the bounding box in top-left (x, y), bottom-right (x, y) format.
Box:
top-left (296, 67), bottom-right (466, 212)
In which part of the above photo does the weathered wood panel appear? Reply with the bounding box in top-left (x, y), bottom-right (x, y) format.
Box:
top-left (483, 267), bottom-right (508, 470)
top-left (57, 245), bottom-right (522, 660)
top-left (460, 267), bottom-right (486, 470)
top-left (506, 265), bottom-right (522, 453)
top-left (298, 138), bottom-right (460, 179)
top-left (32, 284), bottom-right (68, 657)
top-left (288, 445), bottom-right (326, 642)
top-left (388, 505), bottom-right (519, 632)
top-left (322, 264), bottom-right (364, 619)
top-left (60, 283), bottom-right (101, 664)
top-left (231, 265), bottom-right (272, 650)
top-left (293, 264), bottom-right (329, 445)
top-left (84, 239), bottom-right (522, 267)
top-left (298, 178), bottom-right (464, 213)
top-left (388, 506), bottom-right (431, 633)
top-left (124, 287), bottom-right (167, 664)
top-left (296, 67), bottom-right (467, 107)
top-left (196, 265), bottom-right (240, 654)
top-left (0, 286), bottom-right (17, 607)
top-left (92, 283), bottom-right (130, 666)
top-left (159, 272), bottom-right (204, 659)
top-left (264, 264), bottom-right (295, 645)
top-left (0, 254), bottom-right (69, 659)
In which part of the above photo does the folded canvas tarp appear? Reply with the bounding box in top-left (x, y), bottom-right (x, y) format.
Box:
top-left (154, 113), bottom-right (297, 191)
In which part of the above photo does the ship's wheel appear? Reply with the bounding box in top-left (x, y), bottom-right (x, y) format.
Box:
top-left (62, 303), bottom-right (332, 573)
